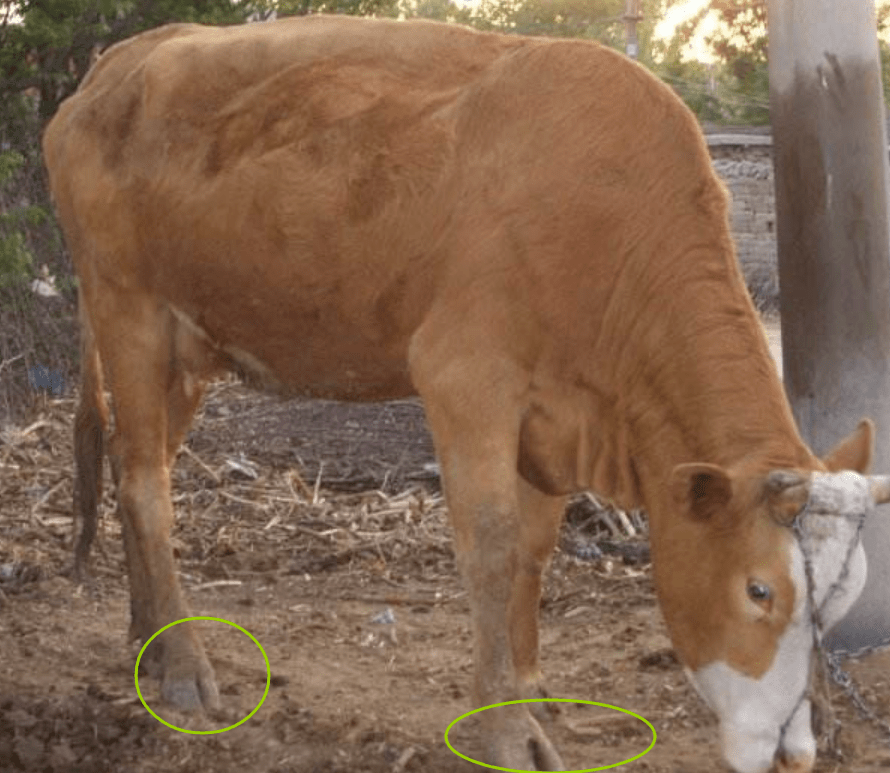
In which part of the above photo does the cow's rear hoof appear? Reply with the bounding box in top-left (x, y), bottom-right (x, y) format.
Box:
top-left (161, 660), bottom-right (220, 712)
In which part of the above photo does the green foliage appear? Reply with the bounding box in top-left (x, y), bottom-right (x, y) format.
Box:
top-left (653, 0), bottom-right (769, 125)
top-left (665, 0), bottom-right (890, 124)
top-left (0, 232), bottom-right (33, 287)
top-left (424, 0), bottom-right (664, 60)
top-left (0, 148), bottom-right (23, 180)
top-left (877, 3), bottom-right (890, 106)
top-left (1, 0), bottom-right (250, 125)
top-left (248, 0), bottom-right (399, 21)
top-left (466, 0), bottom-right (621, 40)
top-left (395, 0), bottom-right (472, 24)
top-left (881, 41), bottom-right (890, 107)
top-left (654, 45), bottom-right (725, 123)
top-left (703, 0), bottom-right (768, 123)
top-left (0, 150), bottom-right (34, 287)
top-left (0, 0), bottom-right (265, 302)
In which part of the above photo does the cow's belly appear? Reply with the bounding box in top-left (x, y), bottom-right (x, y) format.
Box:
top-left (167, 287), bottom-right (418, 401)
top-left (130, 153), bottom-right (446, 401)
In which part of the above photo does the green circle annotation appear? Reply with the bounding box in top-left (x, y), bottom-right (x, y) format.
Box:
top-left (134, 616), bottom-right (271, 735)
top-left (444, 698), bottom-right (656, 772)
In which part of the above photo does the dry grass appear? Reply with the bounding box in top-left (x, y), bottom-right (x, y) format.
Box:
top-left (0, 387), bottom-right (644, 605)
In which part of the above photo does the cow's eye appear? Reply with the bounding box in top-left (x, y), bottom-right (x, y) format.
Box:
top-left (747, 581), bottom-right (772, 603)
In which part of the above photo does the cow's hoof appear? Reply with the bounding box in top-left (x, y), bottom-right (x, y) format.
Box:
top-left (161, 657), bottom-right (220, 712)
top-left (487, 710), bottom-right (566, 771)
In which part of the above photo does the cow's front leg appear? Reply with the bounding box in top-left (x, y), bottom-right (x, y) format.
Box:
top-left (445, 468), bottom-right (565, 771)
top-left (512, 479), bottom-right (566, 722)
top-left (416, 355), bottom-right (565, 771)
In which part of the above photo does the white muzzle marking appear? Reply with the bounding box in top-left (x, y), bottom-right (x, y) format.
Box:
top-left (686, 545), bottom-right (813, 773)
top-left (686, 488), bottom-right (868, 773)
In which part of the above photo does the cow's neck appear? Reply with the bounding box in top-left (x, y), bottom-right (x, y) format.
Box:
top-left (589, 246), bottom-right (819, 514)
top-left (633, 313), bottom-right (814, 483)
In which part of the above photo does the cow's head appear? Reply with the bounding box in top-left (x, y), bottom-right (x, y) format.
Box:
top-left (656, 420), bottom-right (889, 773)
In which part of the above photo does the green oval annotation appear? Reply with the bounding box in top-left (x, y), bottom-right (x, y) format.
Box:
top-left (135, 616), bottom-right (271, 735)
top-left (444, 698), bottom-right (656, 772)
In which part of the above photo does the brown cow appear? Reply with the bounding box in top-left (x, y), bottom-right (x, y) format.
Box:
top-left (43, 16), bottom-right (890, 773)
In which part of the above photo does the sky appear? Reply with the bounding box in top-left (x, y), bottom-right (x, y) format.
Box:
top-left (653, 0), bottom-right (720, 61)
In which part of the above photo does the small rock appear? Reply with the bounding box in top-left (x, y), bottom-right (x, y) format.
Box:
top-left (49, 741), bottom-right (77, 769)
top-left (370, 607), bottom-right (396, 625)
top-left (15, 735), bottom-right (45, 770)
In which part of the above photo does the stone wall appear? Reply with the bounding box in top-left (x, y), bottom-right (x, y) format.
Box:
top-left (706, 134), bottom-right (778, 310)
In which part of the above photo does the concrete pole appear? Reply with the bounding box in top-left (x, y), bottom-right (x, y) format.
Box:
top-left (767, 0), bottom-right (890, 651)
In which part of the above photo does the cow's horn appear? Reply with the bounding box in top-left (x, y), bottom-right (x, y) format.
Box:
top-left (869, 475), bottom-right (890, 505)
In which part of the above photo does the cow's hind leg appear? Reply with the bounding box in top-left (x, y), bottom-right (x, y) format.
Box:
top-left (134, 326), bottom-right (215, 702)
top-left (99, 294), bottom-right (218, 712)
top-left (164, 314), bottom-right (220, 467)
top-left (412, 347), bottom-right (565, 772)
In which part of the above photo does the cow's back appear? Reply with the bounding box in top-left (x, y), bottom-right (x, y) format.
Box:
top-left (43, 17), bottom-right (723, 402)
top-left (45, 19), bottom-right (512, 395)
top-left (48, 16), bottom-right (524, 168)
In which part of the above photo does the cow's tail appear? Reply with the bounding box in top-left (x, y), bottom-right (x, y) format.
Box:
top-left (71, 288), bottom-right (109, 580)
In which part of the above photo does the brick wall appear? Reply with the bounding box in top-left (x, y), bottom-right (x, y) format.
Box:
top-left (706, 134), bottom-right (778, 310)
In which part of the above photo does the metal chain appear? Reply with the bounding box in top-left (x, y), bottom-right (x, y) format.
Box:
top-left (826, 640), bottom-right (890, 743)
top-left (774, 503), bottom-right (839, 753)
top-left (791, 504), bottom-right (890, 755)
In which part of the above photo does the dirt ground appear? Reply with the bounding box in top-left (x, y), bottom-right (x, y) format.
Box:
top-left (2, 320), bottom-right (890, 773)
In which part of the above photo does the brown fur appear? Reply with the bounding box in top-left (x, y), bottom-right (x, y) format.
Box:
top-left (43, 16), bottom-right (870, 769)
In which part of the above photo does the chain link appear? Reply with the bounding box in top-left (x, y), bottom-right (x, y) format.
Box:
top-left (791, 503), bottom-right (890, 755)
top-left (826, 640), bottom-right (890, 743)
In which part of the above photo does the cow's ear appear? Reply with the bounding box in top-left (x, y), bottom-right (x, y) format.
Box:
top-left (823, 419), bottom-right (874, 474)
top-left (670, 463), bottom-right (733, 522)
